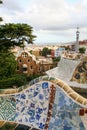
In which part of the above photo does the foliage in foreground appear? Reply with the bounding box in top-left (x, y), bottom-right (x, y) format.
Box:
top-left (0, 23), bottom-right (37, 88)
top-left (26, 74), bottom-right (42, 81)
top-left (0, 73), bottom-right (42, 89)
top-left (0, 74), bottom-right (27, 89)
top-left (0, 53), bottom-right (17, 79)
top-left (0, 23), bottom-right (36, 52)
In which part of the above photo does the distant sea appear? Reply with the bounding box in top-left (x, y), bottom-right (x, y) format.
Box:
top-left (35, 41), bottom-right (76, 46)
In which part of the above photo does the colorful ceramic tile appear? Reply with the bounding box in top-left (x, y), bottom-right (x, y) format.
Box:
top-left (0, 96), bottom-right (16, 121)
top-left (0, 76), bottom-right (86, 130)
top-left (48, 87), bottom-right (85, 130)
top-left (15, 82), bottom-right (51, 129)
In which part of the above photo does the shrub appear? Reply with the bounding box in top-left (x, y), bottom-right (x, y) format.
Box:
top-left (27, 74), bottom-right (42, 81)
top-left (0, 74), bottom-right (27, 89)
top-left (79, 47), bottom-right (86, 53)
top-left (52, 56), bottom-right (61, 62)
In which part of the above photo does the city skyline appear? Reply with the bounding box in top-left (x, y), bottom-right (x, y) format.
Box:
top-left (0, 0), bottom-right (87, 44)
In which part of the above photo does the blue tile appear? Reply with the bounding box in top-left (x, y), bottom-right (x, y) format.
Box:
top-left (42, 82), bottom-right (48, 89)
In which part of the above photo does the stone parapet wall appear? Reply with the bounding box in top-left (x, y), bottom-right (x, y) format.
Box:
top-left (71, 56), bottom-right (87, 84)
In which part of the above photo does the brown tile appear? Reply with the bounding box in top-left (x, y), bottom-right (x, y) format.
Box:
top-left (85, 109), bottom-right (87, 114)
top-left (79, 109), bottom-right (85, 116)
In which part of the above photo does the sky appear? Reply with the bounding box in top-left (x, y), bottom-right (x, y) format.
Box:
top-left (0, 0), bottom-right (87, 44)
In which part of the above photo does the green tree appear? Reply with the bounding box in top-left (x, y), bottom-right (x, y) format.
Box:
top-left (0, 53), bottom-right (17, 79)
top-left (0, 0), bottom-right (2, 4)
top-left (79, 47), bottom-right (86, 54)
top-left (41, 47), bottom-right (51, 57)
top-left (0, 23), bottom-right (36, 88)
top-left (0, 23), bottom-right (36, 52)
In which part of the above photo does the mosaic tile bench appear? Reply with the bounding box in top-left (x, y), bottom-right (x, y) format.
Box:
top-left (46, 57), bottom-right (87, 90)
top-left (0, 76), bottom-right (87, 130)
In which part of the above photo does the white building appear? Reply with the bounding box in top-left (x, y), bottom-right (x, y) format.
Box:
top-left (55, 47), bottom-right (65, 57)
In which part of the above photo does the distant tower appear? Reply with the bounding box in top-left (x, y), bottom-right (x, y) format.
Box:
top-left (75, 27), bottom-right (80, 52)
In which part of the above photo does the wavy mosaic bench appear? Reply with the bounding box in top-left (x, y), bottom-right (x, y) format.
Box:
top-left (0, 76), bottom-right (87, 130)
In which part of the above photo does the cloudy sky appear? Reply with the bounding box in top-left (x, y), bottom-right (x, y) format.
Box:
top-left (0, 0), bottom-right (87, 44)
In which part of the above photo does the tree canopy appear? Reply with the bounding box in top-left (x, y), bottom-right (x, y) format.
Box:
top-left (79, 47), bottom-right (86, 54)
top-left (0, 23), bottom-right (36, 88)
top-left (41, 47), bottom-right (51, 57)
top-left (0, 23), bottom-right (36, 52)
top-left (0, 2), bottom-right (37, 88)
top-left (0, 53), bottom-right (17, 79)
top-left (0, 0), bottom-right (2, 4)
